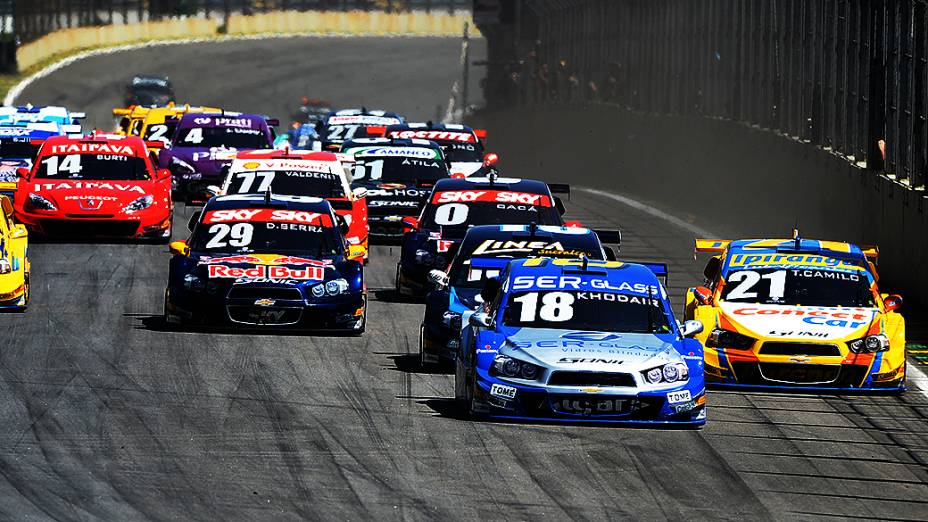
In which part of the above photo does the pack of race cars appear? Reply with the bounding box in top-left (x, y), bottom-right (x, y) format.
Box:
top-left (0, 100), bottom-right (909, 427)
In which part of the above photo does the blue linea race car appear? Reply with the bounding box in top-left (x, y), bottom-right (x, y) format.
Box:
top-left (341, 137), bottom-right (450, 242)
top-left (163, 193), bottom-right (366, 333)
top-left (0, 122), bottom-right (63, 202)
top-left (396, 174), bottom-right (591, 297)
top-left (454, 257), bottom-right (707, 425)
top-left (421, 224), bottom-right (620, 369)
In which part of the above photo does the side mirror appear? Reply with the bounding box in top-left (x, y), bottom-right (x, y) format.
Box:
top-left (10, 224), bottom-right (27, 239)
top-left (469, 312), bottom-right (493, 328)
top-left (884, 294), bottom-right (903, 312)
top-left (169, 239), bottom-right (189, 256)
top-left (157, 168), bottom-right (172, 181)
top-left (186, 210), bottom-right (201, 232)
top-left (603, 246), bottom-right (617, 261)
top-left (402, 216), bottom-right (419, 232)
top-left (681, 320), bottom-right (704, 338)
top-left (703, 257), bottom-right (722, 281)
top-left (693, 286), bottom-right (712, 305)
top-left (480, 277), bottom-right (501, 303)
top-left (428, 269), bottom-right (449, 289)
top-left (563, 220), bottom-right (583, 228)
top-left (554, 196), bottom-right (566, 216)
top-left (335, 214), bottom-right (349, 235)
top-left (351, 186), bottom-right (367, 199)
top-left (483, 152), bottom-right (499, 167)
top-left (205, 185), bottom-right (220, 197)
top-left (16, 167), bottom-right (29, 179)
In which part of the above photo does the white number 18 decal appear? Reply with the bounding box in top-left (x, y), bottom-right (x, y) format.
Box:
top-left (513, 292), bottom-right (575, 322)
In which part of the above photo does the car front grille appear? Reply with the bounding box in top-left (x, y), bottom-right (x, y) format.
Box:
top-left (40, 219), bottom-right (139, 237)
top-left (226, 305), bottom-right (303, 326)
top-left (731, 361), bottom-right (870, 387)
top-left (547, 371), bottom-right (636, 387)
top-left (759, 342), bottom-right (842, 357)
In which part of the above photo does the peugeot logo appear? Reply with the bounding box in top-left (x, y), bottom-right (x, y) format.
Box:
top-left (560, 331), bottom-right (622, 342)
top-left (78, 199), bottom-right (103, 210)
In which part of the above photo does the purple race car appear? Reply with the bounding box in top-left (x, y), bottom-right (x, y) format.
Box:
top-left (158, 112), bottom-right (277, 199)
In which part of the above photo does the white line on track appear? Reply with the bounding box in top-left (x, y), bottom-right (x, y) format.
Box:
top-left (5, 32), bottom-right (459, 106)
top-left (577, 185), bottom-right (928, 400)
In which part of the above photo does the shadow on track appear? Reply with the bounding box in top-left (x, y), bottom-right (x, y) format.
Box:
top-left (381, 353), bottom-right (452, 375)
top-left (126, 313), bottom-right (362, 337)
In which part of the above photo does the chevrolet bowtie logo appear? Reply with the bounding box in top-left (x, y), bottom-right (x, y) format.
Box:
top-left (789, 355), bottom-right (812, 363)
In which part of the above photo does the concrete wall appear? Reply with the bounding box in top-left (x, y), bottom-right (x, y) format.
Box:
top-left (471, 105), bottom-right (928, 303)
top-left (17, 10), bottom-right (474, 72)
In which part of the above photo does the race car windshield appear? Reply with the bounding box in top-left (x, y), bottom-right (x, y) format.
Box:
top-left (351, 155), bottom-right (448, 183)
top-left (719, 267), bottom-right (875, 307)
top-left (176, 126), bottom-right (268, 149)
top-left (143, 122), bottom-right (177, 142)
top-left (421, 200), bottom-right (561, 229)
top-left (190, 218), bottom-right (343, 257)
top-left (35, 154), bottom-right (149, 180)
top-left (502, 290), bottom-right (672, 333)
top-left (225, 170), bottom-right (345, 198)
top-left (0, 141), bottom-right (40, 159)
top-left (442, 143), bottom-right (483, 163)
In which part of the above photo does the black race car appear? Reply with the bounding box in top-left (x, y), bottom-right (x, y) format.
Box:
top-left (341, 137), bottom-right (450, 243)
top-left (318, 108), bottom-right (404, 150)
top-left (395, 174), bottom-right (588, 296)
top-left (381, 122), bottom-right (489, 177)
top-left (125, 75), bottom-right (175, 107)
top-left (419, 224), bottom-right (618, 369)
top-left (163, 193), bottom-right (366, 333)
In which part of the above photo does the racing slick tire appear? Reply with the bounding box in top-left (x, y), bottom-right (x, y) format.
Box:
top-left (162, 289), bottom-right (184, 330)
top-left (419, 324), bottom-right (438, 371)
top-left (454, 345), bottom-right (479, 419)
top-left (12, 273), bottom-right (29, 313)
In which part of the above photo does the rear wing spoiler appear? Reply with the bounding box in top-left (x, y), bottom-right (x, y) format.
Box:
top-left (548, 183), bottom-right (570, 199)
top-left (112, 108), bottom-right (132, 117)
top-left (860, 245), bottom-right (879, 261)
top-left (70, 112), bottom-right (86, 121)
top-left (62, 124), bottom-right (83, 137)
top-left (593, 228), bottom-right (621, 246)
top-left (640, 262), bottom-right (669, 287)
top-left (694, 239), bottom-right (731, 255)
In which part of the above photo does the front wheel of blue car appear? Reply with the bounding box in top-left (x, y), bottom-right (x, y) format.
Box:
top-left (454, 346), bottom-right (478, 418)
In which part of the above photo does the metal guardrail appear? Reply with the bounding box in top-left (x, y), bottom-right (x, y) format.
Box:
top-left (479, 0), bottom-right (928, 191)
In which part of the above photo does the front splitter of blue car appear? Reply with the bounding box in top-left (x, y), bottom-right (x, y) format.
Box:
top-left (470, 369), bottom-right (706, 426)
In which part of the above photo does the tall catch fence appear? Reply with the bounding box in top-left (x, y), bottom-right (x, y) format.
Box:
top-left (479, 0), bottom-right (928, 192)
top-left (2, 0), bottom-right (469, 73)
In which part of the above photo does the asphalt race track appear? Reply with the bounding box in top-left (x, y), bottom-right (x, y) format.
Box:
top-left (1, 36), bottom-right (927, 521)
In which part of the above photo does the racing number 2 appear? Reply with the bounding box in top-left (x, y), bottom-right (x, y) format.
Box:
top-left (205, 223), bottom-right (253, 249)
top-left (513, 292), bottom-right (575, 322)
